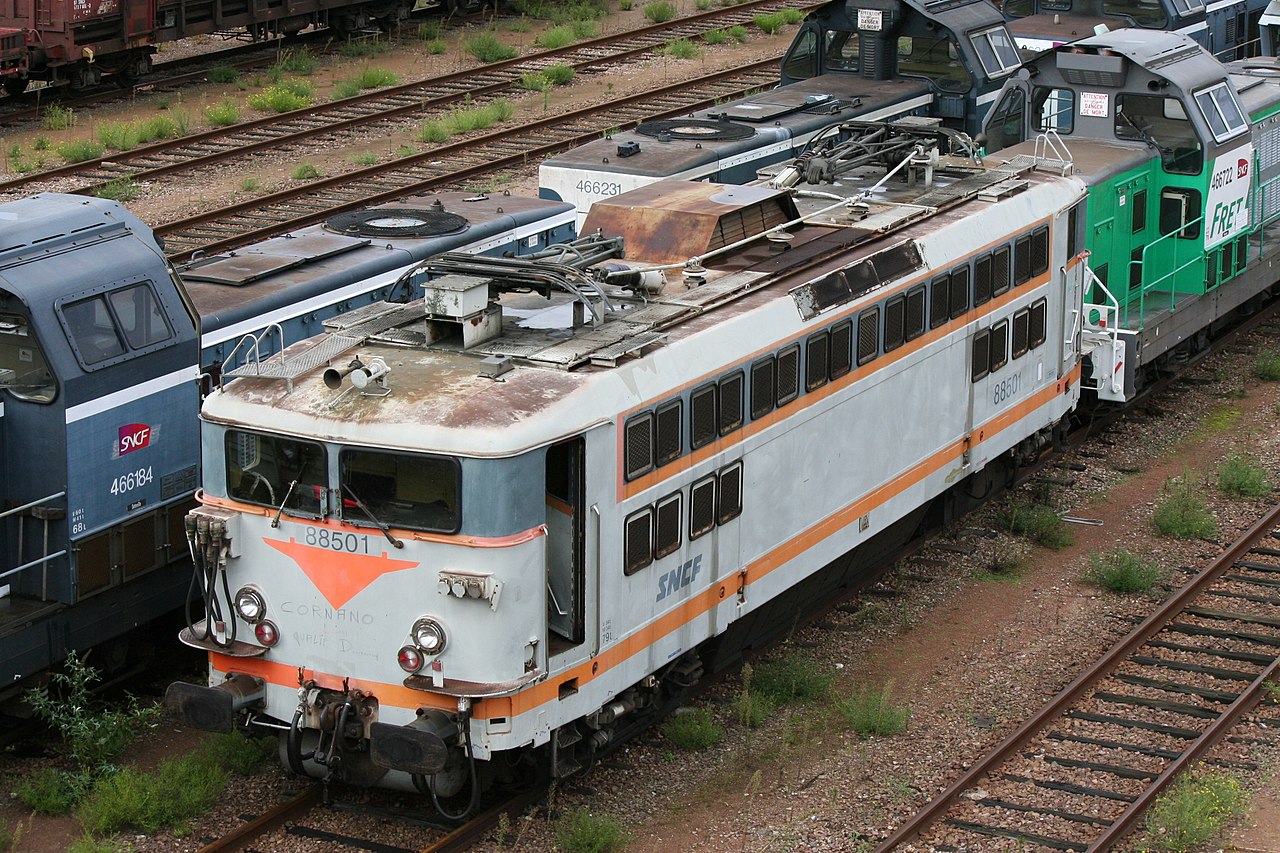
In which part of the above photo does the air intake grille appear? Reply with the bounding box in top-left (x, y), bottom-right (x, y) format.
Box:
top-left (718, 463), bottom-right (743, 523)
top-left (691, 385), bottom-right (717, 449)
top-left (719, 373), bottom-right (744, 435)
top-left (830, 321), bottom-right (852, 378)
top-left (777, 346), bottom-right (800, 405)
top-left (655, 494), bottom-right (681, 559)
top-left (751, 358), bottom-right (775, 419)
top-left (806, 332), bottom-right (829, 390)
top-left (624, 414), bottom-right (653, 481)
top-left (656, 402), bottom-right (682, 466)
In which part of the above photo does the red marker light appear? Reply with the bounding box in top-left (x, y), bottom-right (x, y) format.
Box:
top-left (398, 646), bottom-right (424, 673)
top-left (255, 621), bottom-right (279, 647)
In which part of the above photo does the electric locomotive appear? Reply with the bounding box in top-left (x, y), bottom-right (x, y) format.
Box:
top-left (981, 29), bottom-right (1280, 401)
top-left (0, 192), bottom-right (575, 696)
top-left (539, 0), bottom-right (1024, 222)
top-left (170, 121), bottom-right (1100, 806)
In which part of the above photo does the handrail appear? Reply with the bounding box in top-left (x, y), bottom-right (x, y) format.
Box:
top-left (218, 323), bottom-right (285, 389)
top-left (1129, 217), bottom-right (1206, 328)
top-left (0, 490), bottom-right (65, 520)
top-left (0, 549), bottom-right (68, 582)
top-left (1032, 128), bottom-right (1073, 175)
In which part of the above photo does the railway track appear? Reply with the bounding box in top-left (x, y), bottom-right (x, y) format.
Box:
top-left (0, 0), bottom-right (810, 198)
top-left (873, 501), bottom-right (1280, 852)
top-left (155, 59), bottom-right (778, 259)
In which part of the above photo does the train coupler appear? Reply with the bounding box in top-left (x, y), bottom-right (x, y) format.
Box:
top-left (369, 709), bottom-right (460, 775)
top-left (165, 672), bottom-right (265, 733)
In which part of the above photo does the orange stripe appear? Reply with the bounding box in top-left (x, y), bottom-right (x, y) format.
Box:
top-left (617, 271), bottom-right (1054, 502)
top-left (218, 366), bottom-right (1079, 720)
top-left (198, 493), bottom-right (546, 548)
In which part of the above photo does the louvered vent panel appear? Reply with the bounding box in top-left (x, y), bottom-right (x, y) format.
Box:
top-left (884, 298), bottom-right (905, 351)
top-left (690, 478), bottom-right (716, 538)
top-left (624, 415), bottom-right (653, 480)
top-left (777, 347), bottom-right (799, 404)
top-left (806, 334), bottom-right (829, 390)
top-left (905, 289), bottom-right (925, 340)
top-left (751, 360), bottom-right (775, 419)
top-left (718, 464), bottom-right (742, 523)
top-left (691, 386), bottom-right (717, 448)
top-left (830, 322), bottom-right (852, 377)
top-left (624, 510), bottom-right (652, 575)
top-left (655, 496), bottom-right (681, 558)
top-left (1012, 311), bottom-right (1029, 358)
top-left (857, 309), bottom-right (879, 364)
top-left (719, 374), bottom-right (743, 434)
top-left (656, 403), bottom-right (681, 465)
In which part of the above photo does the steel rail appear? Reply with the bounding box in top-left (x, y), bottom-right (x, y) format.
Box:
top-left (156, 60), bottom-right (779, 260)
top-left (0, 0), bottom-right (814, 194)
top-left (872, 500), bottom-right (1280, 852)
top-left (196, 783), bottom-right (322, 853)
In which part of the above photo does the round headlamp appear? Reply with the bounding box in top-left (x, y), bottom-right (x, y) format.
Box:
top-left (234, 587), bottom-right (266, 623)
top-left (412, 617), bottom-right (447, 655)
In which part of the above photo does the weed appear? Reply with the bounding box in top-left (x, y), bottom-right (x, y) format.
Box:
top-left (735, 663), bottom-right (777, 728)
top-left (835, 683), bottom-right (910, 738)
top-left (543, 63), bottom-right (575, 85)
top-left (1254, 350), bottom-right (1280, 380)
top-left (339, 38), bottom-right (392, 58)
top-left (644, 1), bottom-right (676, 22)
top-left (97, 121), bottom-right (139, 151)
top-left (43, 105), bottom-right (75, 130)
top-left (77, 752), bottom-right (227, 835)
top-left (780, 7), bottom-right (804, 23)
top-left (727, 24), bottom-right (748, 41)
top-left (357, 67), bottom-right (400, 88)
top-left (753, 652), bottom-right (832, 704)
top-left (247, 83), bottom-right (311, 112)
top-left (555, 808), bottom-right (628, 853)
top-left (292, 162), bottom-right (320, 180)
top-left (205, 99), bottom-right (241, 126)
top-left (32, 135), bottom-right (49, 151)
top-left (659, 38), bottom-right (700, 59)
top-left (96, 177), bottom-right (139, 202)
top-left (1144, 768), bottom-right (1246, 851)
top-left (571, 19), bottom-right (598, 37)
top-left (240, 176), bottom-right (261, 192)
top-left (273, 47), bottom-right (316, 75)
top-left (397, 144), bottom-right (417, 157)
top-left (68, 835), bottom-right (130, 853)
top-left (424, 38), bottom-right (448, 54)
top-left (202, 731), bottom-right (273, 775)
top-left (416, 20), bottom-right (441, 39)
top-left (352, 151), bottom-right (378, 165)
top-left (504, 16), bottom-right (533, 31)
top-left (445, 98), bottom-right (513, 134)
top-left (207, 64), bottom-right (239, 84)
top-left (1002, 499), bottom-right (1072, 549)
top-left (753, 11), bottom-right (786, 33)
top-left (1218, 452), bottom-right (1270, 498)
top-left (136, 115), bottom-right (180, 142)
top-left (696, 0), bottom-right (710, 8)
top-left (1084, 549), bottom-right (1161, 594)
top-left (619, 0), bottom-right (633, 8)
top-left (16, 767), bottom-right (86, 814)
top-left (535, 25), bottom-right (576, 49)
top-left (1153, 475), bottom-right (1216, 539)
top-left (170, 109), bottom-right (192, 136)
top-left (464, 32), bottom-right (519, 62)
top-left (419, 119), bottom-right (451, 143)
top-left (520, 71), bottom-right (550, 91)
top-left (56, 139), bottom-right (103, 163)
top-left (5, 142), bottom-right (19, 160)
top-left (703, 28), bottom-right (728, 44)
top-left (661, 707), bottom-right (723, 749)
top-left (973, 543), bottom-right (1024, 582)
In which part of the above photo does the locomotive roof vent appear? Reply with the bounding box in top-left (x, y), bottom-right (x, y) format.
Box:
top-left (635, 119), bottom-right (756, 141)
top-left (324, 204), bottom-right (469, 239)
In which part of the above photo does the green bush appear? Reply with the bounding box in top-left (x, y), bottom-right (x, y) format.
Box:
top-left (136, 115), bottom-right (180, 142)
top-left (33, 135), bottom-right (49, 150)
top-left (424, 37), bottom-right (448, 54)
top-left (202, 731), bottom-right (273, 776)
top-left (16, 767), bottom-right (86, 814)
top-left (1153, 476), bottom-right (1216, 539)
top-left (659, 38), bottom-right (699, 59)
top-left (292, 162), bottom-right (320, 180)
top-left (535, 25), bottom-right (576, 49)
top-left (356, 67), bottom-right (400, 88)
top-left (835, 684), bottom-right (910, 738)
top-left (544, 64), bottom-right (575, 85)
top-left (43, 105), bottom-right (75, 130)
top-left (97, 121), bottom-right (139, 151)
top-left (464, 32), bottom-right (519, 62)
top-left (241, 176), bottom-right (261, 192)
top-left (1145, 769), bottom-right (1246, 851)
top-left (1085, 549), bottom-right (1161, 594)
top-left (644, 0), bottom-right (675, 22)
top-left (205, 99), bottom-right (241, 126)
top-left (55, 138), bottom-right (103, 163)
top-left (661, 707), bottom-right (723, 749)
top-left (619, 0), bottom-right (633, 9)
top-left (521, 71), bottom-right (550, 91)
top-left (703, 28), bottom-right (728, 44)
top-left (727, 24), bottom-right (748, 41)
top-left (753, 11), bottom-right (786, 33)
top-left (96, 177), bottom-right (139, 202)
top-left (571, 18), bottom-right (598, 37)
top-left (555, 809), bottom-right (628, 853)
top-left (1218, 452), bottom-right (1269, 498)
top-left (273, 47), bottom-right (316, 76)
top-left (77, 753), bottom-right (227, 835)
top-left (247, 83), bottom-right (311, 112)
top-left (753, 652), bottom-right (832, 704)
top-left (1003, 499), bottom-right (1073, 549)
top-left (419, 118), bottom-right (451, 143)
top-left (780, 7), bottom-right (804, 23)
top-left (1254, 350), bottom-right (1280, 380)
top-left (207, 64), bottom-right (239, 84)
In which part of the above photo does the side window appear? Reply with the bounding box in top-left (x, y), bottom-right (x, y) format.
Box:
top-left (857, 307), bottom-right (879, 365)
top-left (689, 475), bottom-right (716, 539)
top-left (656, 400), bottom-right (682, 466)
top-left (1131, 189), bottom-right (1147, 234)
top-left (624, 507), bottom-right (653, 576)
top-left (777, 345), bottom-right (800, 406)
top-left (60, 282), bottom-right (173, 369)
top-left (623, 412), bottom-right (654, 481)
top-left (1029, 299), bottom-right (1047, 349)
top-left (974, 254), bottom-right (993, 306)
top-left (884, 295), bottom-right (906, 352)
top-left (690, 383), bottom-right (717, 449)
top-left (971, 26), bottom-right (1020, 77)
top-left (108, 283), bottom-right (172, 349)
top-left (783, 27), bottom-right (819, 80)
top-left (61, 296), bottom-right (125, 365)
top-left (989, 320), bottom-right (1009, 373)
top-left (992, 246), bottom-right (1011, 297)
top-left (984, 86), bottom-right (1027, 152)
top-left (950, 266), bottom-right (970, 319)
top-left (1012, 308), bottom-right (1030, 359)
top-left (1159, 188), bottom-right (1202, 239)
top-left (822, 29), bottom-right (860, 72)
top-left (751, 357), bottom-right (776, 420)
top-left (972, 329), bottom-right (991, 382)
top-left (830, 321), bottom-right (853, 378)
top-left (930, 274), bottom-right (950, 330)
top-left (905, 286), bottom-right (926, 341)
top-left (718, 462), bottom-right (743, 524)
top-left (806, 331), bottom-right (829, 391)
top-left (654, 493), bottom-right (682, 559)
top-left (1032, 87), bottom-right (1075, 134)
top-left (1193, 82), bottom-right (1248, 143)
top-left (718, 372), bottom-right (744, 435)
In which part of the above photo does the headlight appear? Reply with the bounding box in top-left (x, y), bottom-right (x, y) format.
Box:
top-left (234, 587), bottom-right (266, 623)
top-left (412, 617), bottom-right (447, 655)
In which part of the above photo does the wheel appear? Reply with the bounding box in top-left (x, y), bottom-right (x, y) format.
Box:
top-left (2, 77), bottom-right (27, 97)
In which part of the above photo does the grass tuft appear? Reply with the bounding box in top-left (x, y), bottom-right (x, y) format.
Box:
top-left (96, 177), bottom-right (139, 202)
top-left (703, 28), bottom-right (728, 44)
top-left (272, 47), bottom-right (316, 76)
top-left (419, 118), bottom-right (451, 143)
top-left (205, 99), bottom-right (241, 126)
top-left (97, 121), bottom-right (139, 151)
top-left (659, 38), bottom-right (699, 59)
top-left (464, 32), bottom-right (519, 63)
top-left (1084, 549), bottom-right (1161, 594)
top-left (660, 707), bottom-right (723, 749)
top-left (1153, 475), bottom-right (1216, 539)
top-left (1253, 350), bottom-right (1280, 380)
top-left (726, 24), bottom-right (748, 42)
top-left (1218, 452), bottom-right (1270, 498)
top-left (543, 64), bottom-right (576, 85)
top-left (835, 683), bottom-right (910, 738)
top-left (77, 753), bottom-right (227, 835)
top-left (424, 38), bottom-right (448, 54)
top-left (207, 64), bottom-right (239, 84)
top-left (555, 808), bottom-right (628, 853)
top-left (520, 71), bottom-right (550, 91)
top-left (57, 139), bottom-right (104, 163)
top-left (753, 11), bottom-right (786, 33)
top-left (43, 105), bottom-right (75, 130)
top-left (1144, 769), bottom-right (1246, 851)
top-left (339, 39), bottom-right (391, 58)
top-left (643, 0), bottom-right (675, 22)
top-left (292, 162), bottom-right (320, 180)
top-left (16, 767), bottom-right (86, 814)
top-left (752, 651), bottom-right (831, 704)
top-left (247, 81), bottom-right (311, 112)
top-left (535, 25), bottom-right (576, 49)
top-left (1003, 499), bottom-right (1073, 549)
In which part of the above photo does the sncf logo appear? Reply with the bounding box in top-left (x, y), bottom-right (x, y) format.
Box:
top-left (655, 554), bottom-right (702, 603)
top-left (117, 423), bottom-right (151, 456)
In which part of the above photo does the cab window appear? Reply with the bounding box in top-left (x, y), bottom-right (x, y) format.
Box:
top-left (971, 27), bottom-right (1021, 78)
top-left (1102, 0), bottom-right (1166, 27)
top-left (1115, 95), bottom-right (1203, 175)
top-left (823, 30), bottom-right (859, 72)
top-left (783, 28), bottom-right (819, 79)
top-left (1033, 87), bottom-right (1075, 134)
top-left (340, 448), bottom-right (460, 534)
top-left (225, 431), bottom-right (327, 517)
top-left (1193, 83), bottom-right (1248, 143)
top-left (898, 36), bottom-right (972, 93)
top-left (59, 281), bottom-right (173, 368)
top-left (985, 87), bottom-right (1026, 152)
top-left (0, 313), bottom-right (56, 403)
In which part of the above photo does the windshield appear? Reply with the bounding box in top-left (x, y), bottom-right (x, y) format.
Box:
top-left (340, 448), bottom-right (460, 534)
top-left (225, 430), bottom-right (327, 516)
top-left (0, 312), bottom-right (56, 403)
